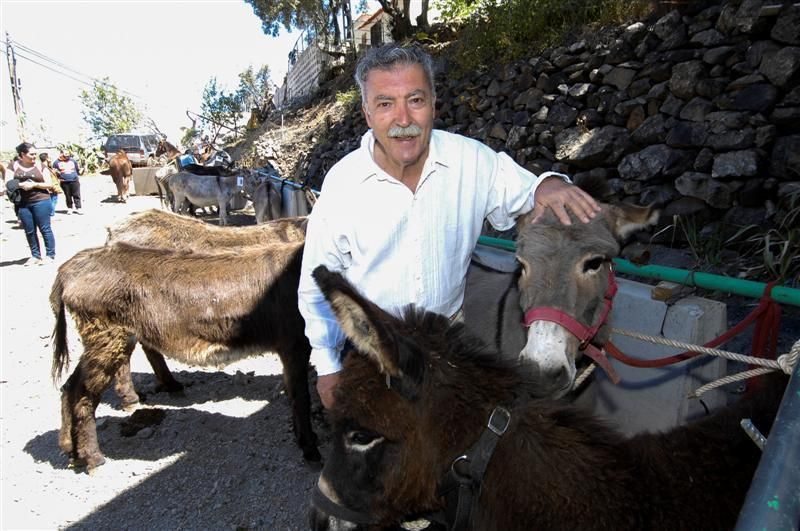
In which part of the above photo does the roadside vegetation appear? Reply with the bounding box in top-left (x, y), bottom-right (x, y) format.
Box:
top-left (445, 0), bottom-right (653, 70)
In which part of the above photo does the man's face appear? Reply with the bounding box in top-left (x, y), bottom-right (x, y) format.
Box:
top-left (362, 63), bottom-right (434, 177)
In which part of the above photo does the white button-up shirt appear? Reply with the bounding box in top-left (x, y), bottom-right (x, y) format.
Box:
top-left (298, 129), bottom-right (565, 375)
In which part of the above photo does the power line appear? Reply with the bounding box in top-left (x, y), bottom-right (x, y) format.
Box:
top-left (2, 45), bottom-right (97, 89)
top-left (1, 38), bottom-right (142, 100)
top-left (2, 37), bottom-right (165, 136)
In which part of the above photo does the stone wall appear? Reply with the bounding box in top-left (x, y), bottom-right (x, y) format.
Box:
top-left (298, 0), bottom-right (800, 237)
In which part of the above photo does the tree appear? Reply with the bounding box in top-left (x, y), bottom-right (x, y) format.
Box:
top-left (236, 64), bottom-right (274, 115)
top-left (245, 0), bottom-right (363, 45)
top-left (78, 78), bottom-right (142, 141)
top-left (245, 0), bottom-right (332, 38)
top-left (198, 77), bottom-right (244, 144)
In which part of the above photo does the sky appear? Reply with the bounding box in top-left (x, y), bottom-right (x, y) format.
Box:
top-left (0, 1), bottom-right (307, 151)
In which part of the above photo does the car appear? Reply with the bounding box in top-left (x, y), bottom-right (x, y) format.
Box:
top-left (103, 133), bottom-right (159, 167)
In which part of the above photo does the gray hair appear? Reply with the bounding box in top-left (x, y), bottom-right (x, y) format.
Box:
top-left (354, 43), bottom-right (436, 105)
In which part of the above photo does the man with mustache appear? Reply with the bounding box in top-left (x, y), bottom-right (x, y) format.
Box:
top-left (299, 43), bottom-right (601, 408)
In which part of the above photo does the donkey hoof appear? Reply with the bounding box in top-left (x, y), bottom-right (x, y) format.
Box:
top-left (67, 455), bottom-right (87, 470)
top-left (85, 455), bottom-right (107, 474)
top-left (58, 438), bottom-right (74, 454)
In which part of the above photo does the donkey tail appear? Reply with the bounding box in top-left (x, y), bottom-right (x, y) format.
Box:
top-left (50, 274), bottom-right (70, 384)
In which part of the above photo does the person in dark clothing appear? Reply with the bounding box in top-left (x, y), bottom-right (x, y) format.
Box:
top-left (8, 142), bottom-right (57, 265)
top-left (53, 148), bottom-right (82, 214)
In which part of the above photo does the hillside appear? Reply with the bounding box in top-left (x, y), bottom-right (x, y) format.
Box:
top-left (229, 1), bottom-right (800, 286)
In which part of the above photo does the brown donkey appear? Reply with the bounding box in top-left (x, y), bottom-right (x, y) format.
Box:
top-left (107, 150), bottom-right (133, 203)
top-left (102, 208), bottom-right (308, 405)
top-left (308, 265), bottom-right (784, 531)
top-left (51, 241), bottom-right (319, 471)
top-left (106, 208), bottom-right (306, 248)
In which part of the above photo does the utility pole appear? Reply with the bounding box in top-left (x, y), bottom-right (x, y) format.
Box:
top-left (5, 32), bottom-right (26, 140)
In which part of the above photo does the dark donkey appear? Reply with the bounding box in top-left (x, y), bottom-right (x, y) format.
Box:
top-left (51, 241), bottom-right (320, 472)
top-left (308, 266), bottom-right (785, 531)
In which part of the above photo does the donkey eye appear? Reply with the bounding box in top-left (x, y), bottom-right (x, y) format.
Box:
top-left (346, 430), bottom-right (383, 448)
top-left (583, 256), bottom-right (605, 273)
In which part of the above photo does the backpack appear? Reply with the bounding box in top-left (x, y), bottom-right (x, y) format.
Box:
top-left (5, 178), bottom-right (23, 206)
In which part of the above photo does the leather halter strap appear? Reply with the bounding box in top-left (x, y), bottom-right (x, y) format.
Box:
top-left (522, 268), bottom-right (621, 384)
top-left (310, 484), bottom-right (379, 526)
top-left (310, 408), bottom-right (511, 531)
top-left (436, 406), bottom-right (512, 531)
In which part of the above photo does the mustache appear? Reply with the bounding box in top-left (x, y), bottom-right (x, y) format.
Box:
top-left (387, 124), bottom-right (423, 138)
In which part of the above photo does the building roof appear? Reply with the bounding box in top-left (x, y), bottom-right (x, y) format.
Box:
top-left (356, 8), bottom-right (385, 30)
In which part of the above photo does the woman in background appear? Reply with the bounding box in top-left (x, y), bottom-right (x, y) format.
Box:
top-left (7, 142), bottom-right (57, 265)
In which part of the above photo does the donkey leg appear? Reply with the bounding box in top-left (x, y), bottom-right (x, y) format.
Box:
top-left (59, 376), bottom-right (76, 455)
top-left (66, 322), bottom-right (136, 471)
top-left (113, 359), bottom-right (141, 410)
top-left (218, 196), bottom-right (228, 226)
top-left (277, 341), bottom-right (320, 462)
top-left (142, 345), bottom-right (184, 393)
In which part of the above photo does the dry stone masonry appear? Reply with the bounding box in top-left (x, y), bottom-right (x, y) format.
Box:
top-left (288, 0), bottom-right (800, 241)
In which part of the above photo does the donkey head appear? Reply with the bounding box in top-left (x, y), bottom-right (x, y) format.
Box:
top-left (515, 202), bottom-right (659, 397)
top-left (308, 266), bottom-right (525, 530)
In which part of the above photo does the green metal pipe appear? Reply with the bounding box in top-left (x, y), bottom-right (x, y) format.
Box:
top-left (476, 236), bottom-right (800, 307)
top-left (611, 259), bottom-right (800, 307)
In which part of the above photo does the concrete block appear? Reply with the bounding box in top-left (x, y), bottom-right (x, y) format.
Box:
top-left (590, 278), bottom-right (728, 435)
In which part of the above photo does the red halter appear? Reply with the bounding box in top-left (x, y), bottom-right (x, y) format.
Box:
top-left (522, 268), bottom-right (621, 384)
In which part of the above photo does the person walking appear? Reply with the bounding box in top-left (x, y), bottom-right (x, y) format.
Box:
top-left (53, 148), bottom-right (82, 214)
top-left (7, 142), bottom-right (57, 265)
top-left (39, 152), bottom-right (63, 216)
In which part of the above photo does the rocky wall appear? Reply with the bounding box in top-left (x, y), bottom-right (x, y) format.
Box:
top-left (294, 0), bottom-right (800, 238)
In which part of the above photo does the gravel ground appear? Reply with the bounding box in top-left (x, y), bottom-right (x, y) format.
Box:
top-left (1, 175), bottom-right (328, 530)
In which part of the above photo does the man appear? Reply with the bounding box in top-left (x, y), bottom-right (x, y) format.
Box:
top-left (52, 149), bottom-right (82, 214)
top-left (298, 44), bottom-right (600, 408)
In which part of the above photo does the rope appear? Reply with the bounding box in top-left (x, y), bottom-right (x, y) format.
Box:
top-left (608, 328), bottom-right (784, 370)
top-left (572, 362), bottom-right (596, 390)
top-left (304, 187), bottom-right (317, 208)
top-left (607, 332), bottom-right (799, 398)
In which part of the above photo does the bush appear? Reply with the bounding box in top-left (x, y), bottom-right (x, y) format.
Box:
top-left (451, 0), bottom-right (652, 70)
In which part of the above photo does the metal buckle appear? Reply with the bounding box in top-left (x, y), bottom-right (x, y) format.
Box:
top-left (487, 407), bottom-right (511, 436)
top-left (450, 454), bottom-right (471, 483)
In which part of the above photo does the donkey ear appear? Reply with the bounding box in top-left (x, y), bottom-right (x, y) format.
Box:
top-left (604, 203), bottom-right (660, 241)
top-left (312, 266), bottom-right (402, 378)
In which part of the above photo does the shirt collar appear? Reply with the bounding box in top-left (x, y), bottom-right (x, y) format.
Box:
top-left (358, 129), bottom-right (449, 184)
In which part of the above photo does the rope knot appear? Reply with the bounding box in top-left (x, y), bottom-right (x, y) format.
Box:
top-left (777, 339), bottom-right (800, 375)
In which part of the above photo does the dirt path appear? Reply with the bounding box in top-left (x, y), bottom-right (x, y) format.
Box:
top-left (0, 175), bottom-right (326, 530)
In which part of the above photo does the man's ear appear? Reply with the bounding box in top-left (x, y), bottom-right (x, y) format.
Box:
top-left (362, 102), bottom-right (373, 128)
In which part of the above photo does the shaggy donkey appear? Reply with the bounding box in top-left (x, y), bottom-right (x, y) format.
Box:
top-left (51, 241), bottom-right (319, 471)
top-left (308, 266), bottom-right (784, 531)
top-left (106, 208), bottom-right (307, 248)
top-left (101, 208), bottom-right (307, 405)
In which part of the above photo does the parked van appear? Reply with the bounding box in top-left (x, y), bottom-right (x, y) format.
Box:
top-left (104, 133), bottom-right (159, 167)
